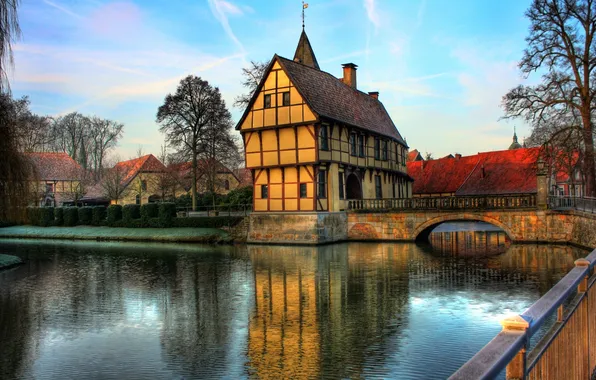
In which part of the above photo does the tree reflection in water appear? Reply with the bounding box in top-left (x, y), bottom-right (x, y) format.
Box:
top-left (0, 237), bottom-right (587, 380)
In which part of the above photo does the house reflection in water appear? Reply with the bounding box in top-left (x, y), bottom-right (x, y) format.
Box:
top-left (245, 244), bottom-right (411, 379)
top-left (428, 229), bottom-right (511, 257)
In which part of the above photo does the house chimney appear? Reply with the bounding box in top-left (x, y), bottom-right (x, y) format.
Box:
top-left (342, 63), bottom-right (358, 89)
top-left (368, 91), bottom-right (379, 99)
top-left (455, 153), bottom-right (462, 160)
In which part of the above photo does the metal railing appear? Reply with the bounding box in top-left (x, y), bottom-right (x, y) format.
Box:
top-left (347, 195), bottom-right (537, 211)
top-left (176, 204), bottom-right (252, 217)
top-left (549, 195), bottom-right (596, 214)
top-left (450, 249), bottom-right (596, 379)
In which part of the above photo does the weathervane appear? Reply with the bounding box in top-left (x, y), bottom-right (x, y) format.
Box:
top-left (302, 1), bottom-right (309, 30)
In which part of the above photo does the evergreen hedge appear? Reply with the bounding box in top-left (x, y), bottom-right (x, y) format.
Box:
top-left (40, 207), bottom-right (54, 227)
top-left (92, 206), bottom-right (106, 226)
top-left (140, 203), bottom-right (159, 221)
top-left (122, 204), bottom-right (141, 222)
top-left (158, 202), bottom-right (177, 227)
top-left (26, 207), bottom-right (40, 226)
top-left (63, 207), bottom-right (78, 226)
top-left (78, 206), bottom-right (93, 225)
top-left (55, 207), bottom-right (64, 226)
top-left (107, 205), bottom-right (122, 225)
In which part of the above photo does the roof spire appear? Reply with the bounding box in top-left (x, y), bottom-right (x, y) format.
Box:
top-left (508, 126), bottom-right (522, 150)
top-left (302, 1), bottom-right (308, 30)
top-left (293, 18), bottom-right (320, 70)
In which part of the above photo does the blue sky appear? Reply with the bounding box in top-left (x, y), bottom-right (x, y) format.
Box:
top-left (11, 0), bottom-right (534, 160)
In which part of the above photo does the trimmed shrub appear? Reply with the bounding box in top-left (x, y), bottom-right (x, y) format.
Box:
top-left (64, 207), bottom-right (78, 226)
top-left (172, 216), bottom-right (243, 228)
top-left (140, 203), bottom-right (159, 221)
top-left (40, 207), bottom-right (54, 227)
top-left (27, 207), bottom-right (41, 226)
top-left (78, 206), bottom-right (93, 225)
top-left (92, 206), bottom-right (107, 226)
top-left (158, 202), bottom-right (177, 227)
top-left (107, 205), bottom-right (122, 225)
top-left (55, 207), bottom-right (64, 226)
top-left (122, 204), bottom-right (141, 222)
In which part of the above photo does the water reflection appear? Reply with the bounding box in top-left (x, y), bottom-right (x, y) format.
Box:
top-left (0, 237), bottom-right (588, 379)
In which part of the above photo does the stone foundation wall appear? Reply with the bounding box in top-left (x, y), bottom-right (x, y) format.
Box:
top-left (248, 209), bottom-right (596, 248)
top-left (248, 212), bottom-right (347, 245)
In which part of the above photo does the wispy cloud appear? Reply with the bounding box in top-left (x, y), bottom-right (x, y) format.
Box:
top-left (363, 0), bottom-right (380, 31)
top-left (208, 0), bottom-right (246, 54)
top-left (416, 0), bottom-right (426, 29)
top-left (42, 0), bottom-right (83, 19)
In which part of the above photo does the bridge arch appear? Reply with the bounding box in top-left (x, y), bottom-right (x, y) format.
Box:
top-left (413, 213), bottom-right (515, 242)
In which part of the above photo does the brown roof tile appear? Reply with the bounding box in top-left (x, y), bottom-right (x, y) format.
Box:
top-left (114, 154), bottom-right (166, 187)
top-left (25, 152), bottom-right (83, 181)
top-left (276, 56), bottom-right (406, 144)
top-left (407, 148), bottom-right (541, 196)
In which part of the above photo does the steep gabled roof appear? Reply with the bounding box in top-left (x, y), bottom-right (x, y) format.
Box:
top-left (456, 148), bottom-right (539, 195)
top-left (293, 30), bottom-right (320, 69)
top-left (407, 155), bottom-right (480, 194)
top-left (276, 56), bottom-right (405, 143)
top-left (406, 148), bottom-right (541, 196)
top-left (25, 152), bottom-right (84, 181)
top-left (114, 154), bottom-right (166, 187)
top-left (407, 149), bottom-right (423, 162)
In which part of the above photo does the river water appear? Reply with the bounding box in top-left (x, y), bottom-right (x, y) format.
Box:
top-left (0, 223), bottom-right (588, 379)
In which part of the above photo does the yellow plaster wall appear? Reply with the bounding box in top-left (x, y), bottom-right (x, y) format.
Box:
top-left (253, 165), bottom-right (314, 212)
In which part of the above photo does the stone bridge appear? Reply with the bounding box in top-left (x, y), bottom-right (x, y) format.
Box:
top-left (347, 209), bottom-right (596, 246)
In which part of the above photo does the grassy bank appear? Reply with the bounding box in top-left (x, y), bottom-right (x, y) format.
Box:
top-left (0, 253), bottom-right (23, 270)
top-left (0, 225), bottom-right (232, 243)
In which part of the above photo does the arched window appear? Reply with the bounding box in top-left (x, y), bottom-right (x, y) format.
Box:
top-left (135, 194), bottom-right (141, 205)
top-left (224, 180), bottom-right (230, 190)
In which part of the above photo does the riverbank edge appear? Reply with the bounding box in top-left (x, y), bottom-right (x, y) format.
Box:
top-left (0, 226), bottom-right (235, 244)
top-left (0, 254), bottom-right (24, 270)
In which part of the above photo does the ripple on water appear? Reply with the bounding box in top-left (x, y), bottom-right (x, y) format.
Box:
top-left (0, 237), bottom-right (587, 379)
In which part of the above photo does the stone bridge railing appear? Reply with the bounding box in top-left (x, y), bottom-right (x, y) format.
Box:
top-left (347, 194), bottom-right (537, 211)
top-left (549, 195), bottom-right (596, 214)
top-left (450, 248), bottom-right (596, 379)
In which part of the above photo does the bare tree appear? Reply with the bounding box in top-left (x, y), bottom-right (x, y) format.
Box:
top-left (157, 75), bottom-right (229, 211)
top-left (424, 152), bottom-right (434, 161)
top-left (89, 116), bottom-right (123, 181)
top-left (100, 157), bottom-right (128, 204)
top-left (0, 92), bottom-right (36, 223)
top-left (0, 0), bottom-right (20, 92)
top-left (233, 60), bottom-right (268, 109)
top-left (51, 112), bottom-right (91, 165)
top-left (198, 108), bottom-right (241, 201)
top-left (154, 141), bottom-right (179, 201)
top-left (502, 0), bottom-right (596, 196)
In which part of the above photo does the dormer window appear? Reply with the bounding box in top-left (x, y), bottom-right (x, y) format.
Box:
top-left (282, 92), bottom-right (290, 106)
top-left (264, 94), bottom-right (272, 108)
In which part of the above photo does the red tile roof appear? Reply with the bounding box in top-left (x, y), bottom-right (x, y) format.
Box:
top-left (113, 154), bottom-right (166, 187)
top-left (407, 149), bottom-right (423, 162)
top-left (168, 159), bottom-right (238, 191)
top-left (406, 148), bottom-right (541, 196)
top-left (25, 152), bottom-right (83, 181)
top-left (234, 168), bottom-right (253, 187)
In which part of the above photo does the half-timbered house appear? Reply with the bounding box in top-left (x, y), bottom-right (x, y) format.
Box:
top-left (237, 30), bottom-right (412, 213)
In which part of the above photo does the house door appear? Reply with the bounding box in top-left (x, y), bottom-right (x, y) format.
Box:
top-left (346, 173), bottom-right (362, 199)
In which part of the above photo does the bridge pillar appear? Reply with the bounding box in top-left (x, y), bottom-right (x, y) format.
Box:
top-left (537, 158), bottom-right (548, 210)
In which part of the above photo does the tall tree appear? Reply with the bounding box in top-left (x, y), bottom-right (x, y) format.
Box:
top-left (89, 116), bottom-right (124, 181)
top-left (502, 0), bottom-right (596, 196)
top-left (157, 75), bottom-right (229, 211)
top-left (233, 60), bottom-right (267, 109)
top-left (0, 92), bottom-right (35, 223)
top-left (100, 156), bottom-right (128, 204)
top-left (0, 0), bottom-right (20, 92)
